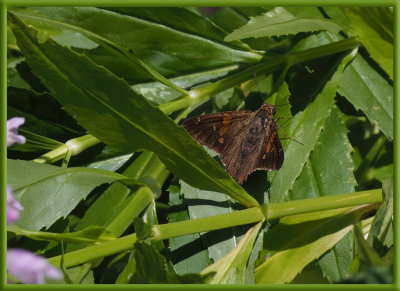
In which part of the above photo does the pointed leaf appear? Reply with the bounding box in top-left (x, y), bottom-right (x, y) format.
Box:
top-left (342, 7), bottom-right (393, 79)
top-left (225, 7), bottom-right (343, 41)
top-left (201, 222), bottom-right (262, 284)
top-left (338, 53), bottom-right (393, 140)
top-left (8, 12), bottom-right (258, 208)
top-left (255, 204), bottom-right (377, 284)
top-left (7, 159), bottom-right (127, 230)
top-left (269, 49), bottom-right (357, 203)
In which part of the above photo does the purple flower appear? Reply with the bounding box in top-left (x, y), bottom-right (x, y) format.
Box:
top-left (7, 117), bottom-right (26, 147)
top-left (7, 186), bottom-right (24, 224)
top-left (7, 249), bottom-right (63, 284)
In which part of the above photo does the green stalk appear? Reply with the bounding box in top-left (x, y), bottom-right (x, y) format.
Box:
top-left (105, 186), bottom-right (154, 236)
top-left (263, 189), bottom-right (382, 220)
top-left (33, 134), bottom-right (100, 164)
top-left (48, 189), bottom-right (381, 268)
top-left (152, 207), bottom-right (264, 241)
top-left (48, 233), bottom-right (137, 268)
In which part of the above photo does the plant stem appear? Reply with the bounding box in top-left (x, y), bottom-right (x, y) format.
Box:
top-left (263, 189), bottom-right (382, 220)
top-left (105, 186), bottom-right (154, 236)
top-left (152, 207), bottom-right (264, 241)
top-left (47, 188), bottom-right (381, 268)
top-left (33, 134), bottom-right (100, 164)
top-left (48, 233), bottom-right (137, 268)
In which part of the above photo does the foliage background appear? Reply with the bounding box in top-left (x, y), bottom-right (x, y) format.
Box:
top-left (6, 6), bottom-right (393, 284)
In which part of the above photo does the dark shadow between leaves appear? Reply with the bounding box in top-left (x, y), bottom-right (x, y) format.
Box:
top-left (169, 224), bottom-right (251, 265)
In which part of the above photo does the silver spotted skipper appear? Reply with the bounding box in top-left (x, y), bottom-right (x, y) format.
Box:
top-left (183, 103), bottom-right (284, 184)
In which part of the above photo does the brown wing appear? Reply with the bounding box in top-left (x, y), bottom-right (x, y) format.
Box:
top-left (182, 110), bottom-right (252, 155)
top-left (256, 126), bottom-right (284, 171)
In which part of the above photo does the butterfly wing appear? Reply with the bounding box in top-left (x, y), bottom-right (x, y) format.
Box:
top-left (183, 105), bottom-right (284, 184)
top-left (256, 123), bottom-right (284, 171)
top-left (182, 110), bottom-right (252, 155)
top-left (223, 115), bottom-right (284, 183)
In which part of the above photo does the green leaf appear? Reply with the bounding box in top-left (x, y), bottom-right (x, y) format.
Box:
top-left (342, 7), bottom-right (393, 79)
top-left (201, 222), bottom-right (262, 284)
top-left (338, 53), bottom-right (393, 140)
top-left (288, 106), bottom-right (356, 282)
top-left (131, 242), bottom-right (208, 283)
top-left (269, 49), bottom-right (358, 203)
top-left (288, 106), bottom-right (357, 200)
top-left (60, 264), bottom-right (94, 284)
top-left (167, 184), bottom-right (211, 275)
top-left (7, 159), bottom-right (127, 230)
top-left (318, 231), bottom-right (353, 282)
top-left (181, 179), bottom-right (242, 264)
top-left (8, 12), bottom-right (258, 208)
top-left (12, 7), bottom-right (261, 78)
top-left (225, 7), bottom-right (343, 41)
top-left (254, 204), bottom-right (376, 284)
top-left (10, 8), bottom-right (189, 95)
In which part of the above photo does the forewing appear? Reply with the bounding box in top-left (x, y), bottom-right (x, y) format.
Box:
top-left (182, 110), bottom-right (251, 155)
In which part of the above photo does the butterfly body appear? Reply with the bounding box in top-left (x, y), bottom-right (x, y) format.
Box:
top-left (183, 103), bottom-right (284, 184)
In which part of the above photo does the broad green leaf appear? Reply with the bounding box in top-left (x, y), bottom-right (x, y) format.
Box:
top-left (338, 53), bottom-right (393, 140)
top-left (11, 7), bottom-right (262, 78)
top-left (73, 152), bottom-right (162, 238)
top-left (168, 184), bottom-right (211, 275)
top-left (61, 264), bottom-right (94, 284)
top-left (254, 204), bottom-right (376, 284)
top-left (10, 8), bottom-right (188, 95)
top-left (318, 232), bottom-right (353, 282)
top-left (181, 179), bottom-right (242, 264)
top-left (225, 7), bottom-right (343, 41)
top-left (7, 159), bottom-right (127, 230)
top-left (269, 49), bottom-right (358, 203)
top-left (85, 153), bottom-right (132, 172)
top-left (104, 7), bottom-right (251, 51)
top-left (201, 222), bottom-right (262, 284)
top-left (131, 242), bottom-right (209, 283)
top-left (287, 106), bottom-right (356, 282)
top-left (342, 7), bottom-right (393, 80)
top-left (288, 106), bottom-right (356, 200)
top-left (9, 13), bottom-right (258, 208)
top-left (7, 225), bottom-right (115, 244)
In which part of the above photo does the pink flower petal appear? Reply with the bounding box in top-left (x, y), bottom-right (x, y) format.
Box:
top-left (7, 186), bottom-right (24, 224)
top-left (7, 117), bottom-right (26, 147)
top-left (7, 249), bottom-right (63, 284)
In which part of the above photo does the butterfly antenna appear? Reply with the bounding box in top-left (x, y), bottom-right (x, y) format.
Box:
top-left (253, 70), bottom-right (265, 103)
top-left (275, 117), bottom-right (303, 145)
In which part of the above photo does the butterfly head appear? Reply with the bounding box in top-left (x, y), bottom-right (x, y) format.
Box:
top-left (260, 103), bottom-right (276, 116)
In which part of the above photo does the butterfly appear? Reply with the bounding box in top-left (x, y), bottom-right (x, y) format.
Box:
top-left (183, 103), bottom-right (284, 184)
